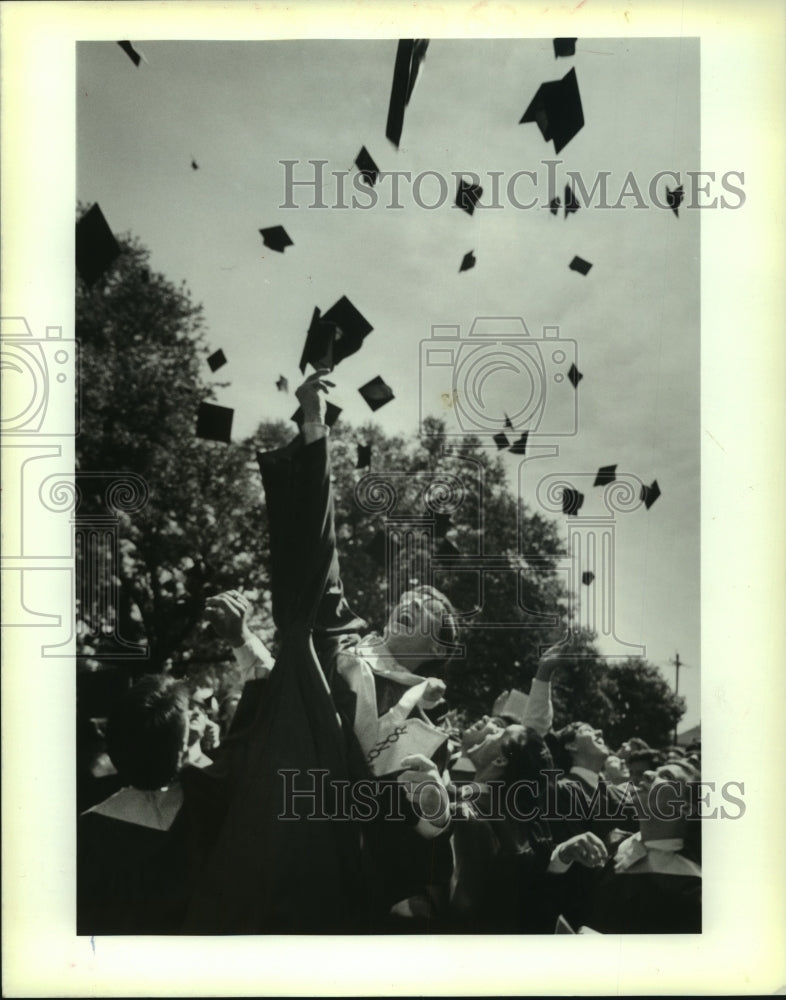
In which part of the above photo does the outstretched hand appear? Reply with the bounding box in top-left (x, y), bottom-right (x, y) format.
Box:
top-left (397, 753), bottom-right (450, 828)
top-left (205, 590), bottom-right (252, 648)
top-left (295, 369), bottom-right (335, 424)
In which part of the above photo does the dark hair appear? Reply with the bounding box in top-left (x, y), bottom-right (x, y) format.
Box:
top-left (106, 675), bottom-right (189, 790)
top-left (499, 727), bottom-right (555, 787)
top-left (549, 721), bottom-right (585, 774)
top-left (627, 748), bottom-right (663, 770)
top-left (618, 736), bottom-right (650, 756)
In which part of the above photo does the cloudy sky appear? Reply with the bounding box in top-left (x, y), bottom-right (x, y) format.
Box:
top-left (77, 37), bottom-right (701, 726)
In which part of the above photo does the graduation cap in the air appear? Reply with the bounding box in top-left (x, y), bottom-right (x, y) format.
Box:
top-left (494, 432), bottom-right (510, 450)
top-left (567, 363), bottom-right (583, 388)
top-left (196, 402), bottom-right (234, 444)
top-left (259, 226), bottom-right (293, 254)
top-left (582, 571), bottom-right (595, 585)
top-left (356, 443), bottom-right (372, 470)
top-left (191, 159), bottom-right (199, 171)
top-left (76, 204), bottom-right (122, 287)
top-left (503, 414), bottom-right (514, 429)
top-left (299, 308), bottom-right (334, 373)
top-left (291, 400), bottom-right (342, 429)
top-left (456, 177), bottom-right (483, 216)
top-left (355, 147), bottom-right (380, 186)
top-left (509, 432), bottom-right (529, 456)
top-left (553, 38), bottom-right (577, 58)
top-left (520, 67), bottom-right (584, 154)
top-left (299, 297), bottom-right (373, 374)
top-left (322, 296), bottom-right (373, 363)
top-left (640, 479), bottom-right (661, 509)
top-left (276, 375), bottom-right (289, 392)
top-left (385, 39), bottom-right (430, 148)
top-left (562, 487), bottom-right (584, 516)
top-left (569, 255), bottom-right (592, 275)
top-left (359, 376), bottom-right (395, 412)
top-left (117, 41), bottom-right (143, 66)
top-left (593, 464), bottom-right (617, 487)
top-left (564, 184), bottom-right (580, 217)
top-left (460, 251), bottom-right (476, 273)
top-left (666, 184), bottom-right (684, 217)
top-left (207, 349), bottom-right (226, 372)
top-left (549, 197), bottom-right (561, 215)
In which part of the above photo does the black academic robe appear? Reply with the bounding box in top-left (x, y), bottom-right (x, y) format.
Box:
top-left (586, 863), bottom-right (701, 933)
top-left (179, 436), bottom-right (366, 933)
top-left (547, 770), bottom-right (639, 929)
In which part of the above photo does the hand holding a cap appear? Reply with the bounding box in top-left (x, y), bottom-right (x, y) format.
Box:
top-left (556, 831), bottom-right (608, 869)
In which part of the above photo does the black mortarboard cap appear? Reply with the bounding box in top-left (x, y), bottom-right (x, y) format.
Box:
top-left (291, 400), bottom-right (342, 429)
top-left (355, 146), bottom-right (380, 186)
top-left (582, 571), bottom-right (595, 585)
top-left (553, 38), bottom-right (577, 58)
top-left (460, 251), bottom-right (476, 272)
top-left (359, 376), bottom-right (395, 412)
top-left (593, 464), bottom-right (617, 487)
top-left (321, 296), bottom-right (374, 366)
top-left (640, 479), bottom-right (661, 509)
top-left (509, 432), bottom-right (529, 455)
top-left (207, 349), bottom-right (226, 372)
top-left (299, 308), bottom-right (335, 374)
top-left (562, 487), bottom-right (584, 516)
top-left (568, 363), bottom-right (583, 388)
top-left (356, 443), bottom-right (372, 469)
top-left (276, 375), bottom-right (289, 392)
top-left (191, 159), bottom-right (199, 170)
top-left (259, 225), bottom-right (293, 253)
top-left (385, 39), bottom-right (430, 148)
top-left (196, 402), bottom-right (234, 444)
top-left (76, 204), bottom-right (122, 288)
top-left (520, 67), bottom-right (584, 154)
top-left (564, 184), bottom-right (580, 217)
top-left (550, 197), bottom-right (561, 215)
top-left (117, 41), bottom-right (142, 66)
top-left (494, 432), bottom-right (510, 450)
top-left (569, 255), bottom-right (592, 275)
top-left (666, 184), bottom-right (684, 217)
top-left (503, 414), bottom-right (514, 429)
top-left (456, 177), bottom-right (483, 216)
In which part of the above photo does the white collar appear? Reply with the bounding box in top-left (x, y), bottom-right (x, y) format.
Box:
top-left (570, 766), bottom-right (601, 789)
top-left (356, 637), bottom-right (427, 688)
top-left (615, 832), bottom-right (701, 877)
top-left (84, 784), bottom-right (183, 831)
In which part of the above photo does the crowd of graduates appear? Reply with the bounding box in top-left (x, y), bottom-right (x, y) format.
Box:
top-left (77, 373), bottom-right (702, 937)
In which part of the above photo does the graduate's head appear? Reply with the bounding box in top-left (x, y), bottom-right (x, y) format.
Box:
top-left (636, 758), bottom-right (701, 848)
top-left (603, 753), bottom-right (630, 784)
top-left (106, 675), bottom-right (190, 790)
top-left (383, 585), bottom-right (460, 674)
top-left (552, 721), bottom-right (610, 774)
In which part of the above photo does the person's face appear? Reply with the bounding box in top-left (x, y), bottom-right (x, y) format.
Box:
top-left (604, 754), bottom-right (629, 783)
top-left (188, 705), bottom-right (208, 743)
top-left (461, 715), bottom-right (505, 753)
top-left (468, 723), bottom-right (527, 773)
top-left (637, 762), bottom-right (695, 820)
top-left (385, 590), bottom-right (447, 662)
top-left (568, 723), bottom-right (609, 763)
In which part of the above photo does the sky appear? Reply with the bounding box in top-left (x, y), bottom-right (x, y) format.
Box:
top-left (76, 37), bottom-right (701, 728)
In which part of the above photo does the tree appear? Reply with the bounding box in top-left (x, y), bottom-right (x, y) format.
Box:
top-left (601, 657), bottom-right (685, 749)
top-left (75, 218), bottom-right (276, 676)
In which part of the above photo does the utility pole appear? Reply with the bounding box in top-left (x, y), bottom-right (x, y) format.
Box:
top-left (670, 652), bottom-right (685, 746)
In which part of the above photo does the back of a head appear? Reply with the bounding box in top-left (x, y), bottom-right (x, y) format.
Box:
top-left (500, 726), bottom-right (555, 787)
top-left (106, 675), bottom-right (189, 790)
top-left (549, 721), bottom-right (583, 774)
